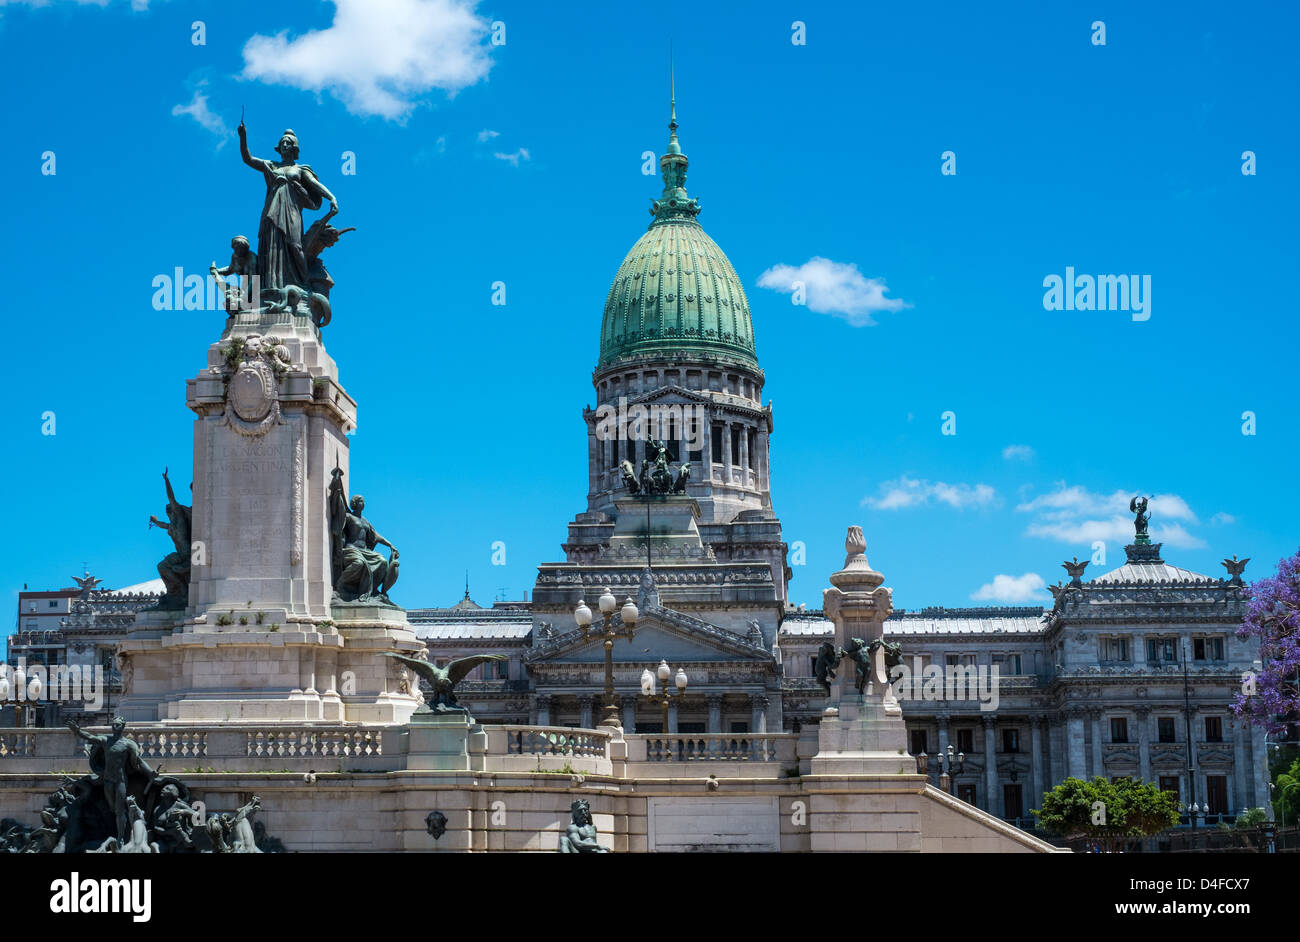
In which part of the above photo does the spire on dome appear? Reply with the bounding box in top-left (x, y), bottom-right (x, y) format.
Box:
top-left (651, 55), bottom-right (700, 223)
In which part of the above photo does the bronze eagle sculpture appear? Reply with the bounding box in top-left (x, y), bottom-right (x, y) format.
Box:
top-left (381, 652), bottom-right (506, 712)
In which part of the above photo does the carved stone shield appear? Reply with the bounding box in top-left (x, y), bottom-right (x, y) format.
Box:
top-left (230, 363), bottom-right (273, 422)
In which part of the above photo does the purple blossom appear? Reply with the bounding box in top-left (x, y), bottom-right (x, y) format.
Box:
top-left (1232, 549), bottom-right (1300, 736)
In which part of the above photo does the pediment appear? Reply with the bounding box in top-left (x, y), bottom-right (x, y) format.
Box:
top-left (629, 384), bottom-right (713, 407)
top-left (526, 610), bottom-right (770, 665)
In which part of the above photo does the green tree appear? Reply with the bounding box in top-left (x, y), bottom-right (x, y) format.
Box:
top-left (1033, 777), bottom-right (1180, 852)
top-left (1275, 758), bottom-right (1300, 827)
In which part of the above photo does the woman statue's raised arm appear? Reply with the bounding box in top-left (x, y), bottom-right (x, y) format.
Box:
top-left (238, 120), bottom-right (268, 172)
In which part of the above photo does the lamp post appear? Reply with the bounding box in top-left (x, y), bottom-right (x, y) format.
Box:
top-left (640, 660), bottom-right (689, 734)
top-left (922, 744), bottom-right (965, 795)
top-left (0, 663), bottom-right (40, 728)
top-left (574, 587), bottom-right (638, 729)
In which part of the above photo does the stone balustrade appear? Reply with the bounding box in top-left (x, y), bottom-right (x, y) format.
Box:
top-left (492, 725), bottom-right (611, 758)
top-left (626, 732), bottom-right (797, 768)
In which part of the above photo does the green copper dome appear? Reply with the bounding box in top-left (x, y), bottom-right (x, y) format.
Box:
top-left (597, 98), bottom-right (759, 373)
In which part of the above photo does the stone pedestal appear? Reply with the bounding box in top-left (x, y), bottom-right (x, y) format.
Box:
top-left (811, 525), bottom-right (917, 776)
top-left (602, 496), bottom-right (710, 562)
top-left (118, 314), bottom-right (420, 724)
top-left (403, 710), bottom-right (487, 771)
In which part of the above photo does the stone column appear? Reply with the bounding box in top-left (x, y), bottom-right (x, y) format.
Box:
top-left (1249, 724), bottom-right (1270, 810)
top-left (738, 421), bottom-right (750, 473)
top-left (1030, 716), bottom-right (1045, 808)
top-left (667, 699), bottom-right (679, 734)
top-left (1232, 719), bottom-right (1249, 815)
top-left (1066, 710), bottom-right (1086, 779)
top-left (707, 694), bottom-right (723, 733)
top-left (721, 420), bottom-right (733, 482)
top-left (750, 695), bottom-right (769, 734)
top-left (578, 696), bottom-right (594, 730)
top-left (535, 694), bottom-right (551, 727)
top-left (1136, 707), bottom-right (1151, 783)
top-left (983, 716), bottom-right (999, 814)
top-left (1089, 710), bottom-right (1105, 779)
top-left (622, 699), bottom-right (636, 733)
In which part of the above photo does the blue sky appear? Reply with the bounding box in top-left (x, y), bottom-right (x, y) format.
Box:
top-left (1, 0), bottom-right (1297, 619)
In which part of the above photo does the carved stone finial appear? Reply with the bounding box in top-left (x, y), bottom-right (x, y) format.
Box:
top-left (845, 525), bottom-right (866, 557)
top-left (1063, 556), bottom-right (1089, 586)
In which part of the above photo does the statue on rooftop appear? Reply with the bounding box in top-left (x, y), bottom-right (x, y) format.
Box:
top-left (1130, 495), bottom-right (1151, 541)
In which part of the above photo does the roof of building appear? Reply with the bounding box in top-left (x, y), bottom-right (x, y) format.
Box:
top-left (411, 623), bottom-right (533, 642)
top-left (1088, 561), bottom-right (1215, 585)
top-left (780, 606), bottom-right (1048, 638)
top-left (597, 93), bottom-right (758, 373)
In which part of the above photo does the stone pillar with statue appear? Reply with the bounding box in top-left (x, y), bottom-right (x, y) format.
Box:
top-left (811, 526), bottom-right (915, 774)
top-left (117, 118), bottom-right (423, 724)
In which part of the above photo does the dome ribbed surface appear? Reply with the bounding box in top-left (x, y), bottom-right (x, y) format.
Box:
top-left (598, 217), bottom-right (758, 371)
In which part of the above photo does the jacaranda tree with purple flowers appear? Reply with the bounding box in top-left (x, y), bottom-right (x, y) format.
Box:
top-left (1232, 549), bottom-right (1300, 736)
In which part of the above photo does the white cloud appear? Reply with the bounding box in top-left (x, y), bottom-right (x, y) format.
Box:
top-left (971, 573), bottom-right (1048, 603)
top-left (493, 147), bottom-right (530, 167)
top-left (171, 88), bottom-right (228, 142)
top-left (476, 128), bottom-right (500, 142)
top-left (1016, 484), bottom-right (1205, 549)
top-left (240, 0), bottom-right (494, 121)
top-left (863, 476), bottom-right (998, 511)
top-left (1210, 512), bottom-right (1236, 526)
top-left (757, 257), bottom-right (908, 326)
top-left (1002, 444), bottom-right (1035, 462)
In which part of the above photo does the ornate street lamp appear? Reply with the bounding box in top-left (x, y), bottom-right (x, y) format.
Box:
top-left (0, 663), bottom-right (40, 728)
top-left (640, 659), bottom-right (689, 734)
top-left (922, 744), bottom-right (965, 795)
top-left (574, 588), bottom-right (638, 729)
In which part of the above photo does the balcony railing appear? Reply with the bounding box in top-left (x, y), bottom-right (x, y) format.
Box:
top-left (630, 733), bottom-right (797, 763)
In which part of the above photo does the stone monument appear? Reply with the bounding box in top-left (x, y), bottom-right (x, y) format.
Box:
top-left (811, 525), bottom-right (915, 774)
top-left (117, 120), bottom-right (421, 723)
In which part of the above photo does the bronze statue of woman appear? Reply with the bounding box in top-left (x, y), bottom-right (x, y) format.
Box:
top-left (238, 121), bottom-right (339, 293)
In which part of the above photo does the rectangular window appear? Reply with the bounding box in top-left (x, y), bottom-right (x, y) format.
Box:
top-left (665, 417), bottom-right (680, 462)
top-left (1211, 637), bottom-right (1224, 660)
top-left (956, 729), bottom-right (975, 754)
top-left (497, 661), bottom-right (509, 680)
top-left (992, 653), bottom-right (1023, 674)
top-left (808, 655), bottom-right (818, 678)
top-left (1158, 717), bottom-right (1176, 743)
top-left (1003, 784), bottom-right (1024, 820)
top-left (1147, 639), bottom-right (1177, 662)
top-left (747, 428), bottom-right (756, 468)
top-left (687, 418), bottom-right (702, 464)
top-left (729, 722), bottom-right (750, 733)
top-left (1103, 637), bottom-right (1129, 661)
top-left (1205, 776), bottom-right (1228, 816)
top-left (711, 425), bottom-right (723, 464)
top-left (48, 600), bottom-right (58, 609)
top-left (730, 426), bottom-right (742, 465)
top-left (957, 784), bottom-right (977, 805)
top-left (1110, 717), bottom-right (1129, 743)
top-left (678, 722), bottom-right (705, 734)
top-left (611, 436), bottom-right (619, 466)
top-left (910, 729), bottom-right (928, 756)
top-left (1193, 638), bottom-right (1206, 660)
top-left (1002, 729), bottom-right (1020, 753)
top-left (1159, 776), bottom-right (1180, 798)
top-left (1204, 716), bottom-right (1223, 743)
top-left (945, 654), bottom-right (959, 667)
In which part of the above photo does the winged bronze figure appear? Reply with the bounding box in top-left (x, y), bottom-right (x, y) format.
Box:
top-left (381, 651), bottom-right (506, 712)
